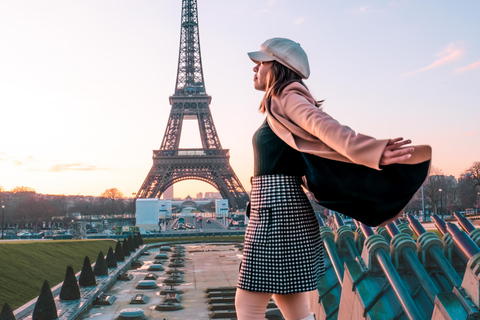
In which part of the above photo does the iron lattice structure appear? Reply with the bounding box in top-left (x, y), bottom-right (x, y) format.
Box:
top-left (136, 0), bottom-right (249, 210)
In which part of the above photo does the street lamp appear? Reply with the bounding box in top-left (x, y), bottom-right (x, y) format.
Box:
top-left (476, 192), bottom-right (480, 214)
top-left (439, 188), bottom-right (443, 219)
top-left (421, 186), bottom-right (426, 221)
top-left (1, 204), bottom-right (5, 240)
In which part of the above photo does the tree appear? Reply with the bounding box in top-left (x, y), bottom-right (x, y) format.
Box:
top-left (465, 162), bottom-right (480, 188)
top-left (442, 175), bottom-right (458, 213)
top-left (68, 199), bottom-right (91, 215)
top-left (422, 167), bottom-right (456, 218)
top-left (100, 188), bottom-right (124, 200)
top-left (14, 197), bottom-right (61, 229)
top-left (125, 198), bottom-right (136, 214)
top-left (100, 188), bottom-right (125, 215)
top-left (0, 185), bottom-right (5, 192)
top-left (458, 175), bottom-right (476, 209)
top-left (405, 187), bottom-right (423, 213)
top-left (12, 186), bottom-right (35, 193)
top-left (458, 162), bottom-right (480, 211)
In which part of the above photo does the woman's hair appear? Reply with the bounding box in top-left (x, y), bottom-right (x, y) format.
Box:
top-left (260, 61), bottom-right (323, 113)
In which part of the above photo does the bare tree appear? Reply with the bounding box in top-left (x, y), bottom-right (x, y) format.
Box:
top-left (459, 162), bottom-right (480, 211)
top-left (405, 188), bottom-right (423, 213)
top-left (422, 167), bottom-right (455, 218)
top-left (465, 162), bottom-right (480, 188)
top-left (100, 188), bottom-right (125, 215)
top-left (458, 175), bottom-right (476, 209)
top-left (442, 176), bottom-right (458, 214)
top-left (12, 186), bottom-right (35, 193)
top-left (101, 188), bottom-right (124, 201)
top-left (125, 198), bottom-right (136, 214)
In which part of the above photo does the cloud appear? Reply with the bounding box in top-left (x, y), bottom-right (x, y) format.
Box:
top-left (259, 0), bottom-right (276, 12)
top-left (0, 153), bottom-right (25, 165)
top-left (358, 5), bottom-right (382, 14)
top-left (294, 17), bottom-right (305, 25)
top-left (460, 131), bottom-right (477, 138)
top-left (389, 0), bottom-right (407, 6)
top-left (403, 42), bottom-right (465, 76)
top-left (48, 163), bottom-right (105, 172)
top-left (455, 59), bottom-right (480, 74)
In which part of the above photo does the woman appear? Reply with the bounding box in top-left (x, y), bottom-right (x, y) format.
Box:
top-left (235, 38), bottom-right (430, 320)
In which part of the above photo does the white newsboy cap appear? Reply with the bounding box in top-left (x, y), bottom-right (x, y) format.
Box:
top-left (248, 37), bottom-right (310, 79)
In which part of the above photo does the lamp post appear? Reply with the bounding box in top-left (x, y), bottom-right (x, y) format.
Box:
top-left (439, 188), bottom-right (443, 219)
top-left (476, 192), bottom-right (480, 214)
top-left (421, 186), bottom-right (426, 221)
top-left (1, 204), bottom-right (5, 240)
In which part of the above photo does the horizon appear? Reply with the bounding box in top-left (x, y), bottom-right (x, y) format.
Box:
top-left (1, 1), bottom-right (479, 198)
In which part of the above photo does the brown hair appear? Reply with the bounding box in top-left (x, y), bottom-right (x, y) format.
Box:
top-left (259, 61), bottom-right (323, 113)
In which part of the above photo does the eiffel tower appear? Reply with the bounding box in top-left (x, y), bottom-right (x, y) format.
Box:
top-left (136, 0), bottom-right (249, 211)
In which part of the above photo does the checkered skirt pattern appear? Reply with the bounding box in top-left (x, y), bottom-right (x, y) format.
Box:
top-left (237, 175), bottom-right (325, 294)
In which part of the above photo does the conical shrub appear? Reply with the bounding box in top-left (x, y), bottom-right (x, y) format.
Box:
top-left (78, 256), bottom-right (96, 286)
top-left (122, 239), bottom-right (131, 257)
top-left (127, 235), bottom-right (135, 252)
top-left (138, 232), bottom-right (144, 245)
top-left (0, 302), bottom-right (16, 320)
top-left (93, 251), bottom-right (108, 276)
top-left (133, 234), bottom-right (139, 249)
top-left (32, 280), bottom-right (57, 320)
top-left (106, 246), bottom-right (117, 268)
top-left (115, 241), bottom-right (125, 261)
top-left (60, 266), bottom-right (80, 300)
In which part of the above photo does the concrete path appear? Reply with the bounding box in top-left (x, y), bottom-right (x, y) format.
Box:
top-left (82, 242), bottom-right (242, 320)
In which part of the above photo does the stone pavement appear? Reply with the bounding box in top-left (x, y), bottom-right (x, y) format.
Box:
top-left (82, 242), bottom-right (242, 320)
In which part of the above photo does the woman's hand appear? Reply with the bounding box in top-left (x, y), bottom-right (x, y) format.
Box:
top-left (380, 137), bottom-right (414, 166)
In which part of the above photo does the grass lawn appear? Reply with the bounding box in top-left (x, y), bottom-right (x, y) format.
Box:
top-left (0, 239), bottom-right (117, 310)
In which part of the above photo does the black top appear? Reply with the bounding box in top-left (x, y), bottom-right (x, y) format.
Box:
top-left (253, 119), bottom-right (304, 176)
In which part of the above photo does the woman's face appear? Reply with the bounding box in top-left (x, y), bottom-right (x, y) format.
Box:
top-left (253, 61), bottom-right (273, 91)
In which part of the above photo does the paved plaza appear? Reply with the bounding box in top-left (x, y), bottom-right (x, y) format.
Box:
top-left (82, 242), bottom-right (242, 320)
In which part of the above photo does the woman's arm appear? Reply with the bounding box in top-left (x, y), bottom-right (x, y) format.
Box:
top-left (281, 87), bottom-right (389, 169)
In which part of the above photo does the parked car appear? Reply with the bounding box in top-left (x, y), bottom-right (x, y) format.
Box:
top-left (86, 228), bottom-right (99, 234)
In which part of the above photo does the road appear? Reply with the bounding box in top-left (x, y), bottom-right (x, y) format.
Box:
top-left (168, 216), bottom-right (228, 232)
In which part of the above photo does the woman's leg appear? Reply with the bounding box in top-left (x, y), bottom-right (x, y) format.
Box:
top-left (272, 291), bottom-right (312, 320)
top-left (235, 288), bottom-right (273, 320)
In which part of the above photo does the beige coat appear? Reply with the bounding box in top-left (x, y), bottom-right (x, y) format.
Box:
top-left (265, 82), bottom-right (432, 170)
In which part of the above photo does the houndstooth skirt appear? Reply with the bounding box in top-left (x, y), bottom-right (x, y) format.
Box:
top-left (237, 174), bottom-right (325, 294)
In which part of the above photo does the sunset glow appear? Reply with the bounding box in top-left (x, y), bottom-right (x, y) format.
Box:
top-left (1, 1), bottom-right (479, 199)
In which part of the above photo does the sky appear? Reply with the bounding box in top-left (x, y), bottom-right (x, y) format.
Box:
top-left (0, 0), bottom-right (479, 199)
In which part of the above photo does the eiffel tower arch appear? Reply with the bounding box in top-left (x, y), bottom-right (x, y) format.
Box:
top-left (136, 0), bottom-right (249, 211)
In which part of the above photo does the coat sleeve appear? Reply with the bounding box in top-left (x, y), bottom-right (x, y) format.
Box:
top-left (281, 85), bottom-right (389, 170)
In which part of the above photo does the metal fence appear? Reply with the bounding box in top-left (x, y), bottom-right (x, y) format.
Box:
top-left (86, 230), bottom-right (245, 240)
